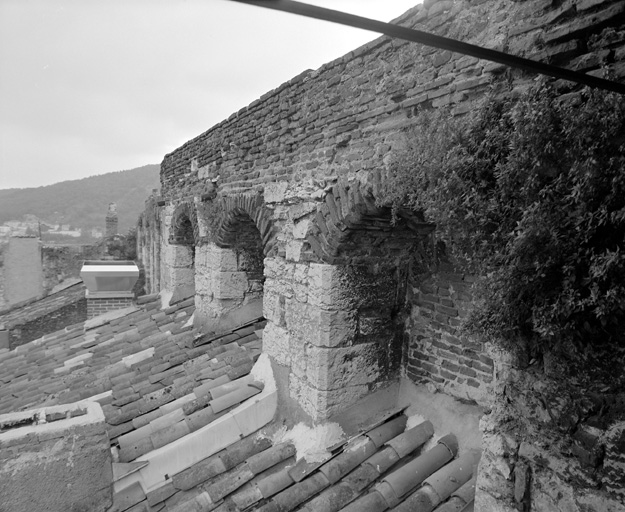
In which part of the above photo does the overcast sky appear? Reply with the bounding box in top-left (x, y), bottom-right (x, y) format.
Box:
top-left (0, 0), bottom-right (420, 190)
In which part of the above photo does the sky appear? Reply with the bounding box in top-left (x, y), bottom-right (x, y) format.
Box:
top-left (0, 0), bottom-right (421, 190)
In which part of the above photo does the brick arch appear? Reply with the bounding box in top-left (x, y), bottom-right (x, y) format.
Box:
top-left (213, 193), bottom-right (276, 256)
top-left (306, 179), bottom-right (435, 265)
top-left (169, 202), bottom-right (199, 246)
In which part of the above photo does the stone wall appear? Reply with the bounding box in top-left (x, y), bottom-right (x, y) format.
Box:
top-left (137, 198), bottom-right (162, 295)
top-left (41, 243), bottom-right (103, 292)
top-left (137, 3), bottom-right (625, 503)
top-left (263, 259), bottom-right (412, 419)
top-left (136, 0), bottom-right (625, 508)
top-left (0, 401), bottom-right (113, 512)
top-left (139, 0), bottom-right (625, 418)
top-left (476, 366), bottom-right (625, 512)
top-left (0, 238), bottom-right (8, 311)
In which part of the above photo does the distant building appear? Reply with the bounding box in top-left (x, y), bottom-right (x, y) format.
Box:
top-left (54, 229), bottom-right (81, 238)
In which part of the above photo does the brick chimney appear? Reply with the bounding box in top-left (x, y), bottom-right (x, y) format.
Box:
top-left (105, 203), bottom-right (118, 238)
top-left (80, 260), bottom-right (139, 318)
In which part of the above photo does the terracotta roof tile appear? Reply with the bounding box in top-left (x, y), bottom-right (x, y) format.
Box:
top-left (144, 411), bottom-right (478, 512)
top-left (2, 294), bottom-right (477, 512)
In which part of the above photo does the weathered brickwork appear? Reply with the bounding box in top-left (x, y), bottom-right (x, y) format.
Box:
top-left (87, 296), bottom-right (134, 318)
top-left (9, 299), bottom-right (86, 350)
top-left (138, 0), bottom-right (625, 425)
top-left (406, 265), bottom-right (495, 402)
top-left (158, 0), bottom-right (625, 204)
top-left (133, 1), bottom-right (625, 509)
top-left (0, 284), bottom-right (87, 349)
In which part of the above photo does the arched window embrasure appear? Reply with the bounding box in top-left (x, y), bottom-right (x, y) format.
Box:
top-left (193, 195), bottom-right (274, 333)
top-left (168, 203), bottom-right (199, 302)
top-left (262, 179), bottom-right (435, 421)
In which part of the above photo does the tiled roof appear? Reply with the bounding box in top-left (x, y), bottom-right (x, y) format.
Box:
top-left (0, 294), bottom-right (478, 512)
top-left (134, 411), bottom-right (479, 512)
top-left (0, 295), bottom-right (264, 418)
top-left (0, 292), bottom-right (276, 512)
top-left (0, 281), bottom-right (85, 330)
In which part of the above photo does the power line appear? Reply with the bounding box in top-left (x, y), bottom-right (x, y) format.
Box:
top-left (228, 0), bottom-right (625, 95)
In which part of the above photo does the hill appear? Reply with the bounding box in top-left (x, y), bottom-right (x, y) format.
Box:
top-left (0, 165), bottom-right (160, 234)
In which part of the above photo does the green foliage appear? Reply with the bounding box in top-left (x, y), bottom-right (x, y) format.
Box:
top-left (0, 164), bottom-right (160, 234)
top-left (382, 84), bottom-right (625, 348)
top-left (104, 229), bottom-right (137, 261)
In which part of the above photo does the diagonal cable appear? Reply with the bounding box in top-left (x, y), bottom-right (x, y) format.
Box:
top-left (228, 0), bottom-right (625, 95)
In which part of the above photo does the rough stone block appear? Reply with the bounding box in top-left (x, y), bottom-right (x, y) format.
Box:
top-left (212, 272), bottom-right (248, 299)
top-left (168, 245), bottom-right (194, 268)
top-left (265, 182), bottom-right (289, 203)
top-left (293, 219), bottom-right (311, 239)
top-left (263, 290), bottom-right (285, 326)
top-left (305, 307), bottom-right (357, 348)
top-left (207, 245), bottom-right (238, 272)
top-left (290, 202), bottom-right (317, 221)
top-left (170, 266), bottom-right (194, 289)
top-left (307, 263), bottom-right (356, 310)
top-left (263, 322), bottom-right (291, 367)
top-left (285, 240), bottom-right (305, 262)
top-left (305, 343), bottom-right (381, 391)
top-left (290, 374), bottom-right (369, 421)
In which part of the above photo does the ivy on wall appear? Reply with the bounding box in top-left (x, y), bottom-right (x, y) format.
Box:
top-left (381, 83), bottom-right (625, 350)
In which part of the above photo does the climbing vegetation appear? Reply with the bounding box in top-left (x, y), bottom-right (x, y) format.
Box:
top-left (382, 83), bottom-right (625, 349)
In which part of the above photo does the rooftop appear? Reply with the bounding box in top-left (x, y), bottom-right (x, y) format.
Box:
top-left (0, 293), bottom-right (479, 511)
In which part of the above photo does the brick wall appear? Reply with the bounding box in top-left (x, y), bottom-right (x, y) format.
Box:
top-left (406, 264), bottom-right (495, 402)
top-left (87, 296), bottom-right (134, 318)
top-left (0, 284), bottom-right (87, 349)
top-left (158, 0), bottom-right (625, 203)
top-left (9, 298), bottom-right (86, 349)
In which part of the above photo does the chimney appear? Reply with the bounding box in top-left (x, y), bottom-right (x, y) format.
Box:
top-left (80, 260), bottom-right (139, 318)
top-left (105, 203), bottom-right (118, 238)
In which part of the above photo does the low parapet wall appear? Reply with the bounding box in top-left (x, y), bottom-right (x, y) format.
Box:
top-left (0, 401), bottom-right (113, 512)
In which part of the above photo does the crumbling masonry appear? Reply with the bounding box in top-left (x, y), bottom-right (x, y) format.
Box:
top-left (137, 0), bottom-right (625, 510)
